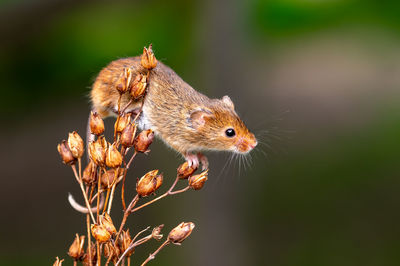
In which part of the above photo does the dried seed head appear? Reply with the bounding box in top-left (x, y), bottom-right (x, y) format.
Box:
top-left (91, 224), bottom-right (111, 243)
top-left (82, 242), bottom-right (96, 266)
top-left (118, 229), bottom-right (134, 257)
top-left (68, 234), bottom-right (85, 260)
top-left (188, 170), bottom-right (208, 190)
top-left (134, 129), bottom-right (154, 153)
top-left (82, 161), bottom-right (97, 185)
top-left (103, 242), bottom-right (120, 262)
top-left (130, 73), bottom-right (147, 99)
top-left (168, 222), bottom-right (195, 245)
top-left (101, 169), bottom-right (118, 189)
top-left (115, 113), bottom-right (131, 134)
top-left (177, 161), bottom-right (198, 179)
top-left (140, 44), bottom-right (157, 70)
top-left (53, 257), bottom-right (64, 266)
top-left (57, 140), bottom-right (76, 165)
top-left (115, 68), bottom-right (132, 94)
top-left (99, 213), bottom-right (117, 235)
top-left (136, 170), bottom-right (163, 197)
top-left (120, 122), bottom-right (137, 147)
top-left (88, 136), bottom-right (107, 167)
top-left (152, 224), bottom-right (164, 240)
top-left (68, 131), bottom-right (84, 159)
top-left (105, 143), bottom-right (123, 168)
top-left (90, 111), bottom-right (105, 135)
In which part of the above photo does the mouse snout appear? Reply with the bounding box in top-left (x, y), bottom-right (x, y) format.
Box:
top-left (235, 133), bottom-right (257, 153)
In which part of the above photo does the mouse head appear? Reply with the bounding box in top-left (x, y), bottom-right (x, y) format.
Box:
top-left (189, 96), bottom-right (257, 153)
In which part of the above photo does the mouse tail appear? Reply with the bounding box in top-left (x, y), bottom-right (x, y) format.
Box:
top-left (68, 192), bottom-right (104, 214)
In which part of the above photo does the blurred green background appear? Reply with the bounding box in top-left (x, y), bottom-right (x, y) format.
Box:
top-left (1, 0), bottom-right (400, 265)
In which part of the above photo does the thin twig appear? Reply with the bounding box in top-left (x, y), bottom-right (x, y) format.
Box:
top-left (115, 194), bottom-right (140, 243)
top-left (71, 165), bottom-right (96, 224)
top-left (140, 240), bottom-right (170, 266)
top-left (130, 176), bottom-right (188, 214)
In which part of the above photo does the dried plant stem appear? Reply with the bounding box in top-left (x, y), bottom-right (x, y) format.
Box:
top-left (96, 242), bottom-right (101, 266)
top-left (114, 94), bottom-right (122, 142)
top-left (140, 240), bottom-right (170, 266)
top-left (115, 194), bottom-right (140, 242)
top-left (71, 165), bottom-right (96, 224)
top-left (131, 176), bottom-right (189, 214)
top-left (116, 232), bottom-right (154, 266)
top-left (73, 260), bottom-right (77, 266)
top-left (86, 213), bottom-right (92, 266)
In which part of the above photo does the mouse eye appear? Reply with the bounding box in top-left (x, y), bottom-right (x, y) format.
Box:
top-left (225, 128), bottom-right (236, 137)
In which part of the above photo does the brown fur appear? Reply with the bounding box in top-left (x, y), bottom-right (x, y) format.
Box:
top-left (91, 56), bottom-right (257, 156)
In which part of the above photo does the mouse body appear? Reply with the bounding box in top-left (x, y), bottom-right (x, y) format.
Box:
top-left (91, 56), bottom-right (257, 168)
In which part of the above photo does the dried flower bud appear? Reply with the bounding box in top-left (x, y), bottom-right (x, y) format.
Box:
top-left (118, 229), bottom-right (134, 257)
top-left (103, 242), bottom-right (120, 262)
top-left (120, 122), bottom-right (137, 147)
top-left (134, 129), bottom-right (154, 153)
top-left (168, 222), bottom-right (195, 245)
top-left (68, 234), bottom-right (85, 260)
top-left (115, 113), bottom-right (131, 134)
top-left (177, 161), bottom-right (197, 179)
top-left (152, 224), bottom-right (164, 240)
top-left (130, 74), bottom-right (147, 99)
top-left (82, 161), bottom-right (97, 185)
top-left (91, 224), bottom-right (111, 243)
top-left (99, 213), bottom-right (117, 235)
top-left (90, 111), bottom-right (105, 135)
top-left (101, 169), bottom-right (118, 189)
top-left (68, 131), bottom-right (84, 159)
top-left (89, 136), bottom-right (107, 166)
top-left (105, 143), bottom-right (123, 168)
top-left (136, 170), bottom-right (163, 197)
top-left (57, 140), bottom-right (76, 165)
top-left (188, 170), bottom-right (208, 190)
top-left (53, 257), bottom-right (64, 266)
top-left (115, 68), bottom-right (132, 94)
top-left (141, 44), bottom-right (157, 69)
top-left (82, 242), bottom-right (96, 266)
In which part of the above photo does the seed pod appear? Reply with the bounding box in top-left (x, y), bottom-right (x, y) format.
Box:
top-left (140, 44), bottom-right (157, 70)
top-left (105, 143), bottom-right (123, 168)
top-left (68, 234), bottom-right (85, 260)
top-left (188, 170), bottom-right (208, 190)
top-left (168, 222), bottom-right (195, 245)
top-left (68, 131), bottom-right (84, 159)
top-left (101, 169), bottom-right (118, 189)
top-left (115, 68), bottom-right (132, 94)
top-left (130, 74), bottom-right (147, 99)
top-left (82, 242), bottom-right (96, 266)
top-left (99, 213), bottom-right (117, 235)
top-left (89, 111), bottom-right (105, 135)
top-left (120, 122), bottom-right (137, 147)
top-left (152, 224), bottom-right (164, 240)
top-left (134, 129), bottom-right (154, 153)
top-left (57, 140), bottom-right (76, 165)
top-left (136, 170), bottom-right (163, 197)
top-left (103, 242), bottom-right (120, 262)
top-left (177, 161), bottom-right (197, 179)
top-left (53, 257), bottom-right (64, 266)
top-left (118, 229), bottom-right (134, 257)
top-left (91, 224), bottom-right (111, 243)
top-left (88, 136), bottom-right (107, 167)
top-left (115, 113), bottom-right (131, 134)
top-left (82, 161), bottom-right (97, 185)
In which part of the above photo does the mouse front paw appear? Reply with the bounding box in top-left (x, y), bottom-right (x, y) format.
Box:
top-left (185, 153), bottom-right (200, 169)
top-left (197, 152), bottom-right (209, 170)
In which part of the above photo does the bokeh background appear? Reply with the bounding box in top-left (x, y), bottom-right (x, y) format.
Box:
top-left (1, 0), bottom-right (400, 265)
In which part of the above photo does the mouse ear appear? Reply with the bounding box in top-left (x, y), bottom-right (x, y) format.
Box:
top-left (222, 95), bottom-right (234, 110)
top-left (189, 108), bottom-right (213, 129)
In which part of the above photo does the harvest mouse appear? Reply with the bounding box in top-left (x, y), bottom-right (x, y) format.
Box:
top-left (90, 50), bottom-right (257, 169)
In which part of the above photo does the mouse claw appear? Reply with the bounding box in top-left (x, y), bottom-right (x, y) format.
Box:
top-left (185, 153), bottom-right (200, 169)
top-left (197, 153), bottom-right (209, 170)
